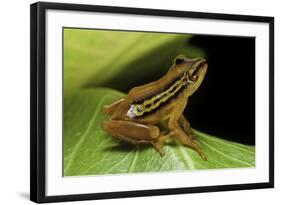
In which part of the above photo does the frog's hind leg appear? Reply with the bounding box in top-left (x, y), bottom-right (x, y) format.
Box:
top-left (102, 120), bottom-right (167, 156)
top-left (103, 98), bottom-right (125, 115)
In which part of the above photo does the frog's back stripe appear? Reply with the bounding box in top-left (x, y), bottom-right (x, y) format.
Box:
top-left (127, 72), bottom-right (189, 118)
top-left (133, 74), bottom-right (183, 105)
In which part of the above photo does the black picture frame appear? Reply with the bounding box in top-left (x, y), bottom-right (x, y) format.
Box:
top-left (30, 1), bottom-right (274, 203)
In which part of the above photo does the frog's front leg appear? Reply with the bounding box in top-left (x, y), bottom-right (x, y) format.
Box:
top-left (179, 115), bottom-right (196, 140)
top-left (168, 102), bottom-right (207, 160)
top-left (102, 120), bottom-right (168, 156)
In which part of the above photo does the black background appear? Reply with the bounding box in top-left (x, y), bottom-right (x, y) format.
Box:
top-left (187, 35), bottom-right (255, 145)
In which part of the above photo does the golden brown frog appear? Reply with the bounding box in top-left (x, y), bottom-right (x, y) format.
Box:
top-left (102, 55), bottom-right (208, 160)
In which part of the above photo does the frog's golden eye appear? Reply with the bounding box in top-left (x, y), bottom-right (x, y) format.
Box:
top-left (175, 57), bottom-right (185, 65)
top-left (189, 70), bottom-right (199, 81)
top-left (191, 74), bottom-right (198, 81)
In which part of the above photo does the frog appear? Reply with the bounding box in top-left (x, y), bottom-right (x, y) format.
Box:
top-left (102, 55), bottom-right (208, 160)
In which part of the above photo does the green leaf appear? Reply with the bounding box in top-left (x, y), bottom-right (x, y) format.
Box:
top-left (63, 28), bottom-right (204, 99)
top-left (64, 88), bottom-right (255, 176)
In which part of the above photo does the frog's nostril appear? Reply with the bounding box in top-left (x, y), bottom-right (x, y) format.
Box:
top-left (194, 58), bottom-right (207, 68)
top-left (194, 58), bottom-right (205, 63)
top-left (201, 59), bottom-right (207, 64)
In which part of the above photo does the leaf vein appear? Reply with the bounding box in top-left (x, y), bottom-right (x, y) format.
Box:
top-left (175, 144), bottom-right (195, 170)
top-left (128, 148), bottom-right (139, 173)
top-left (195, 130), bottom-right (254, 154)
top-left (64, 95), bottom-right (108, 173)
top-left (106, 152), bottom-right (132, 172)
top-left (200, 141), bottom-right (252, 167)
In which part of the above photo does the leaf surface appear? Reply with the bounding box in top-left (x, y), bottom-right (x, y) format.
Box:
top-left (64, 89), bottom-right (255, 176)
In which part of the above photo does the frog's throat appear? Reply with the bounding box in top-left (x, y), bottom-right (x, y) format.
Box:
top-left (127, 71), bottom-right (191, 118)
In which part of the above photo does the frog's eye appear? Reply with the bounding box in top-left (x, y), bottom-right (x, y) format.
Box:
top-left (191, 73), bottom-right (198, 81)
top-left (175, 57), bottom-right (185, 65)
top-left (189, 70), bottom-right (199, 81)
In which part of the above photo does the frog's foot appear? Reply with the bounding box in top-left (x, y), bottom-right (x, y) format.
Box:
top-left (171, 129), bottom-right (206, 160)
top-left (151, 132), bottom-right (169, 157)
top-left (168, 124), bottom-right (206, 160)
top-left (190, 139), bottom-right (207, 160)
